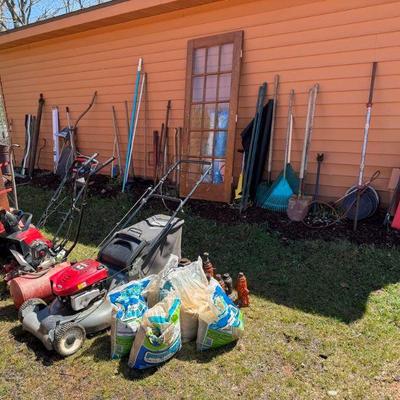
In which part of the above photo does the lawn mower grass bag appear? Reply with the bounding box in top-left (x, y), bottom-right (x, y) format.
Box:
top-left (197, 278), bottom-right (244, 351)
top-left (128, 291), bottom-right (182, 370)
top-left (99, 215), bottom-right (184, 279)
top-left (157, 256), bottom-right (219, 343)
top-left (108, 276), bottom-right (155, 359)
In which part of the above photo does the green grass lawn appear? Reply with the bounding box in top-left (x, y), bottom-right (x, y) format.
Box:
top-left (1, 185), bottom-right (400, 400)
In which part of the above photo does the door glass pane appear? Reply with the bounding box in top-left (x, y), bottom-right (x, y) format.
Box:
top-left (202, 132), bottom-right (214, 157)
top-left (204, 103), bottom-right (216, 130)
top-left (217, 103), bottom-right (229, 129)
top-left (218, 73), bottom-right (232, 101)
top-left (220, 43), bottom-right (233, 72)
top-left (214, 131), bottom-right (227, 157)
top-left (202, 159), bottom-right (213, 183)
top-left (207, 46), bottom-right (219, 73)
top-left (190, 104), bottom-right (203, 129)
top-left (192, 76), bottom-right (204, 102)
top-left (212, 159), bottom-right (225, 184)
top-left (194, 48), bottom-right (206, 74)
top-left (189, 131), bottom-right (201, 156)
top-left (205, 75), bottom-right (218, 102)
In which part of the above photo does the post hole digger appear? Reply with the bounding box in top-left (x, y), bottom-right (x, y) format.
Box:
top-left (18, 159), bottom-right (212, 357)
top-left (2, 154), bottom-right (114, 308)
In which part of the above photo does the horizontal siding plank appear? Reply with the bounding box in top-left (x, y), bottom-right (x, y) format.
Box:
top-left (2, 0), bottom-right (400, 204)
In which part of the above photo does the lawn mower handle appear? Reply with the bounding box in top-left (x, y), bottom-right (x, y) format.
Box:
top-left (93, 156), bottom-right (115, 175)
top-left (95, 159), bottom-right (212, 262)
top-left (19, 212), bottom-right (33, 232)
top-left (56, 156), bottom-right (115, 258)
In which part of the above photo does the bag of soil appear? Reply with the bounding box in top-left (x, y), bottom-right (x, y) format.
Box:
top-left (197, 278), bottom-right (244, 351)
top-left (108, 276), bottom-right (154, 359)
top-left (128, 291), bottom-right (182, 369)
top-left (145, 254), bottom-right (179, 307)
top-left (160, 257), bottom-right (218, 343)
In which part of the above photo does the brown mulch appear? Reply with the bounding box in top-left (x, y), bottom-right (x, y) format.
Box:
top-left (22, 171), bottom-right (400, 248)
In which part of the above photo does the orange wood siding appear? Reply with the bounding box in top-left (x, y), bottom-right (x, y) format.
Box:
top-left (1, 0), bottom-right (400, 203)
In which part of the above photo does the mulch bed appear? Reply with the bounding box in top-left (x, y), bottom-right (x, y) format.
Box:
top-left (21, 172), bottom-right (400, 248)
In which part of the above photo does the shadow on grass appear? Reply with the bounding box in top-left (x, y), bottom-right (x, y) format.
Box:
top-left (80, 333), bottom-right (110, 362)
top-left (182, 219), bottom-right (400, 324)
top-left (245, 243), bottom-right (400, 323)
top-left (175, 341), bottom-right (237, 363)
top-left (0, 303), bottom-right (17, 322)
top-left (80, 334), bottom-right (160, 380)
top-left (81, 333), bottom-right (237, 380)
top-left (18, 185), bottom-right (400, 323)
top-left (9, 325), bottom-right (63, 366)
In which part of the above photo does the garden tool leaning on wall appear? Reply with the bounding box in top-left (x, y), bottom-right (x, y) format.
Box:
top-left (287, 83), bottom-right (319, 221)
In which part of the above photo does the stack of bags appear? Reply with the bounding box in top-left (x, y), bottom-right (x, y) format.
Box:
top-left (107, 255), bottom-right (244, 369)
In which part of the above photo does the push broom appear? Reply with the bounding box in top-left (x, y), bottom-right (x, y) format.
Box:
top-left (261, 90), bottom-right (295, 212)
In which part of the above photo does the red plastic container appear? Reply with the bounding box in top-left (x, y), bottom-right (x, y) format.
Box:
top-left (8, 262), bottom-right (71, 309)
top-left (391, 203), bottom-right (400, 230)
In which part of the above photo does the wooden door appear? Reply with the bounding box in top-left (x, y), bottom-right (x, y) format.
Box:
top-left (180, 31), bottom-right (243, 202)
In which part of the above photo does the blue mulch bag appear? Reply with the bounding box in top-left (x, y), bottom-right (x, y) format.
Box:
top-left (108, 276), bottom-right (154, 359)
top-left (128, 291), bottom-right (182, 369)
top-left (196, 278), bottom-right (244, 351)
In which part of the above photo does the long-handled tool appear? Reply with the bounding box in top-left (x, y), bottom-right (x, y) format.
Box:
top-left (123, 58), bottom-right (143, 192)
top-left (21, 115), bottom-right (32, 177)
top-left (287, 84), bottom-right (319, 221)
top-left (128, 71), bottom-right (146, 180)
top-left (312, 153), bottom-right (324, 212)
top-left (153, 130), bottom-right (159, 184)
top-left (267, 74), bottom-right (280, 184)
top-left (28, 94), bottom-right (45, 178)
top-left (352, 62), bottom-right (378, 231)
top-left (261, 90), bottom-right (295, 212)
top-left (111, 106), bottom-right (122, 178)
top-left (52, 107), bottom-right (60, 173)
top-left (161, 100), bottom-right (172, 177)
top-left (240, 83), bottom-right (267, 212)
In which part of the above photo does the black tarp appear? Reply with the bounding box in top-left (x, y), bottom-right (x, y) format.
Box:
top-left (240, 99), bottom-right (274, 200)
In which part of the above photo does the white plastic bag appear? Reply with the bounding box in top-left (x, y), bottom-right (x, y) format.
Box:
top-left (160, 257), bottom-right (218, 342)
top-left (128, 291), bottom-right (182, 369)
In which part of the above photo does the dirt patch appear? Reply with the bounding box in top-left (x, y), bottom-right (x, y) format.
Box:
top-left (187, 199), bottom-right (400, 247)
top-left (24, 172), bottom-right (400, 248)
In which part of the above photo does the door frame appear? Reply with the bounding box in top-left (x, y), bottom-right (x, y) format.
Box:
top-left (181, 30), bottom-right (243, 202)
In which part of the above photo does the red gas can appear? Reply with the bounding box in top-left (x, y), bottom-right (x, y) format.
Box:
top-left (8, 262), bottom-right (71, 309)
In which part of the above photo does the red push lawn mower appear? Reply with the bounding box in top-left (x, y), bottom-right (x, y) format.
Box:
top-left (18, 160), bottom-right (211, 357)
top-left (1, 154), bottom-right (113, 306)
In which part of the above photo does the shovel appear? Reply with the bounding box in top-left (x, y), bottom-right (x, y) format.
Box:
top-left (287, 84), bottom-right (319, 221)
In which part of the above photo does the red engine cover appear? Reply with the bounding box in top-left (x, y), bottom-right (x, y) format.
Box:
top-left (14, 226), bottom-right (53, 248)
top-left (51, 259), bottom-right (108, 297)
